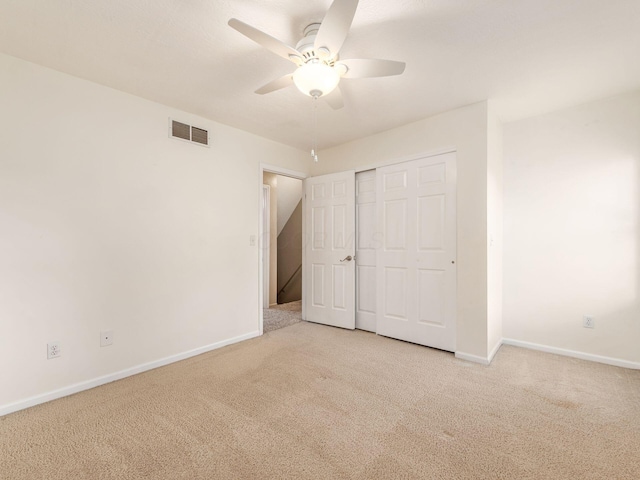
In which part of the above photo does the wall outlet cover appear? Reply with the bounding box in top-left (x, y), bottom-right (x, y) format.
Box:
top-left (583, 316), bottom-right (595, 329)
top-left (47, 342), bottom-right (61, 359)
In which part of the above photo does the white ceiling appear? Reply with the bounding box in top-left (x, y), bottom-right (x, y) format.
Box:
top-left (1, 0), bottom-right (639, 150)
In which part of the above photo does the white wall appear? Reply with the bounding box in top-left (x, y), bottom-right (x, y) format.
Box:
top-left (0, 53), bottom-right (309, 412)
top-left (487, 103), bottom-right (504, 358)
top-left (312, 102), bottom-right (490, 360)
top-left (503, 91), bottom-right (640, 365)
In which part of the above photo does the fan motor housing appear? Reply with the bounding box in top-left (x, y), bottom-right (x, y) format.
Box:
top-left (296, 23), bottom-right (321, 52)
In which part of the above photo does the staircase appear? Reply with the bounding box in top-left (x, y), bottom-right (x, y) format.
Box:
top-left (276, 199), bottom-right (302, 304)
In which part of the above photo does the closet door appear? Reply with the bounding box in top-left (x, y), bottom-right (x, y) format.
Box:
top-left (303, 171), bottom-right (356, 329)
top-left (355, 170), bottom-right (377, 332)
top-left (376, 153), bottom-right (457, 351)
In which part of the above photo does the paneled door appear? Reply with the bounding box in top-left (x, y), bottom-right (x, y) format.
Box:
top-left (376, 153), bottom-right (457, 351)
top-left (355, 170), bottom-right (377, 332)
top-left (303, 171), bottom-right (356, 329)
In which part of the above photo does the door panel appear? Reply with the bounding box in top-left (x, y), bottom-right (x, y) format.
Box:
top-left (332, 265), bottom-right (347, 309)
top-left (355, 170), bottom-right (377, 332)
top-left (384, 200), bottom-right (408, 250)
top-left (333, 205), bottom-right (347, 248)
top-left (311, 264), bottom-right (325, 307)
top-left (376, 153), bottom-right (457, 351)
top-left (418, 163), bottom-right (446, 185)
top-left (417, 269), bottom-right (445, 325)
top-left (384, 267), bottom-right (408, 320)
top-left (357, 204), bottom-right (376, 247)
top-left (384, 170), bottom-right (407, 190)
top-left (418, 195), bottom-right (445, 250)
top-left (303, 171), bottom-right (355, 329)
top-left (312, 207), bottom-right (325, 249)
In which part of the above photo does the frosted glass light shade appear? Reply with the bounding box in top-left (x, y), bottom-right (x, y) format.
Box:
top-left (293, 62), bottom-right (340, 97)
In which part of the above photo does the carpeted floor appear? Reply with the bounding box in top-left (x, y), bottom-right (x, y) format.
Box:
top-left (263, 300), bottom-right (302, 333)
top-left (1, 322), bottom-right (639, 479)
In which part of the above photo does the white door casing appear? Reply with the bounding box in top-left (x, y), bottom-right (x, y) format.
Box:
top-left (355, 170), bottom-right (377, 332)
top-left (303, 171), bottom-right (356, 329)
top-left (376, 153), bottom-right (457, 351)
top-left (262, 185), bottom-right (270, 310)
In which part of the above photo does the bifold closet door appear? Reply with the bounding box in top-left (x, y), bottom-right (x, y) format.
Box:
top-left (303, 170), bottom-right (356, 329)
top-left (376, 153), bottom-right (457, 351)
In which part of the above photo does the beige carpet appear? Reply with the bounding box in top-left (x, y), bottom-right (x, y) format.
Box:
top-left (1, 322), bottom-right (639, 479)
top-left (263, 300), bottom-right (302, 333)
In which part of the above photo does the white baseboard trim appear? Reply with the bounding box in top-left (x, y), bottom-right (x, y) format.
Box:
top-left (0, 330), bottom-right (260, 417)
top-left (455, 351), bottom-right (491, 365)
top-left (487, 340), bottom-right (503, 364)
top-left (455, 341), bottom-right (503, 366)
top-left (502, 338), bottom-right (640, 370)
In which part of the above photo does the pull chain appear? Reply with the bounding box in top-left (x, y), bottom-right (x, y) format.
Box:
top-left (311, 94), bottom-right (319, 162)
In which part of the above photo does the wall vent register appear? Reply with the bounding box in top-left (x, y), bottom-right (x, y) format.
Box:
top-left (169, 119), bottom-right (209, 146)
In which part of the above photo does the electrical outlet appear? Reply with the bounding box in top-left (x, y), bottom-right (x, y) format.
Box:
top-left (100, 330), bottom-right (114, 347)
top-left (47, 342), bottom-right (61, 359)
top-left (583, 315), bottom-right (595, 329)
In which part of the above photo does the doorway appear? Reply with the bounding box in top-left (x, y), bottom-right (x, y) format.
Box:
top-left (260, 166), bottom-right (307, 334)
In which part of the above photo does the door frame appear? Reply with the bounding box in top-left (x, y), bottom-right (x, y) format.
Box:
top-left (353, 147), bottom-right (456, 173)
top-left (258, 163), bottom-right (308, 335)
top-left (262, 184), bottom-right (271, 310)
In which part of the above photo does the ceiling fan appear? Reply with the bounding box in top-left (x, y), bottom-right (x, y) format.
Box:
top-left (228, 0), bottom-right (406, 110)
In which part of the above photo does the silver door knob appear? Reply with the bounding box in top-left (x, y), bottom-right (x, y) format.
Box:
top-left (340, 255), bottom-right (353, 262)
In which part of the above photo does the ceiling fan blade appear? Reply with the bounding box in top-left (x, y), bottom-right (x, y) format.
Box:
top-left (314, 0), bottom-right (359, 57)
top-left (338, 59), bottom-right (406, 79)
top-left (229, 18), bottom-right (302, 63)
top-left (255, 74), bottom-right (294, 95)
top-left (323, 86), bottom-right (344, 110)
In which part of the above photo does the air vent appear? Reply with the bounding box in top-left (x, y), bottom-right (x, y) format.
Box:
top-left (171, 121), bottom-right (191, 141)
top-left (169, 119), bottom-right (209, 147)
top-left (191, 127), bottom-right (208, 145)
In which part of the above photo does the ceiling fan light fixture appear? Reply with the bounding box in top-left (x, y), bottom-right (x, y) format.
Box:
top-left (293, 61), bottom-right (340, 97)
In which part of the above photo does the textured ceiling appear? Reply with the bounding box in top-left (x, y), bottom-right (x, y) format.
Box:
top-left (1, 0), bottom-right (639, 150)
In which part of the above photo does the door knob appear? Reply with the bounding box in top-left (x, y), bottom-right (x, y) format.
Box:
top-left (340, 255), bottom-right (353, 262)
